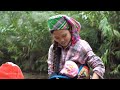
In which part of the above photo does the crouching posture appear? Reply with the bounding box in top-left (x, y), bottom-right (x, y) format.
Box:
top-left (47, 15), bottom-right (105, 79)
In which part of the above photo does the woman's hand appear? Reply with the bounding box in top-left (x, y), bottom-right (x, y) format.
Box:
top-left (92, 72), bottom-right (99, 79)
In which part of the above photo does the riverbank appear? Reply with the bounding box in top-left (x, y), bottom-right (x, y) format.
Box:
top-left (23, 72), bottom-right (48, 79)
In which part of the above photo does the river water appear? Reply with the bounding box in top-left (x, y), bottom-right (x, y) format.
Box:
top-left (23, 72), bottom-right (48, 79)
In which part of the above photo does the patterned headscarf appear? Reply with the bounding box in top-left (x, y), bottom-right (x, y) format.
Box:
top-left (48, 15), bottom-right (81, 46)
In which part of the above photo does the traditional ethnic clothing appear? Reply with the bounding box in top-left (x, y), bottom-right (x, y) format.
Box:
top-left (47, 15), bottom-right (105, 79)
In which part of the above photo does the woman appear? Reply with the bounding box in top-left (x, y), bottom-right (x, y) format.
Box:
top-left (47, 15), bottom-right (105, 79)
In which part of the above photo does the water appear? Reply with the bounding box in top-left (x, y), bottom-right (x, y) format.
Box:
top-left (23, 72), bottom-right (48, 79)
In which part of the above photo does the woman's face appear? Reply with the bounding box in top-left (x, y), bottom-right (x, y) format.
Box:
top-left (52, 30), bottom-right (71, 48)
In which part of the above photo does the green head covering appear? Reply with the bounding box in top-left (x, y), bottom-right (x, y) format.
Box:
top-left (47, 15), bottom-right (70, 32)
top-left (48, 14), bottom-right (81, 46)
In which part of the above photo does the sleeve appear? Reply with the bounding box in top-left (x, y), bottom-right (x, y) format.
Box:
top-left (47, 44), bottom-right (54, 76)
top-left (81, 40), bottom-right (105, 79)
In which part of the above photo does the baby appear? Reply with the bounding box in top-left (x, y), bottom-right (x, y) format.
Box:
top-left (60, 61), bottom-right (90, 79)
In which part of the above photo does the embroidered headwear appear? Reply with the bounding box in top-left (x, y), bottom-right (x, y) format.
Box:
top-left (48, 15), bottom-right (81, 46)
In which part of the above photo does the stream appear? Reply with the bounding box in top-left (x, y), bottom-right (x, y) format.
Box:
top-left (23, 72), bottom-right (48, 79)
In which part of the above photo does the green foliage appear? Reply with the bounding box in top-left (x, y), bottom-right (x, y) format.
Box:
top-left (113, 30), bottom-right (120, 43)
top-left (0, 11), bottom-right (119, 78)
top-left (109, 64), bottom-right (120, 75)
top-left (114, 51), bottom-right (120, 60)
top-left (101, 49), bottom-right (108, 65)
top-left (30, 54), bottom-right (48, 72)
top-left (0, 11), bottom-right (53, 72)
top-left (80, 28), bottom-right (99, 52)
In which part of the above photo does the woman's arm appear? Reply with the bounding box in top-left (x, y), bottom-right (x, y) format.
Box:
top-left (47, 44), bottom-right (54, 77)
top-left (87, 53), bottom-right (105, 79)
top-left (81, 40), bottom-right (105, 79)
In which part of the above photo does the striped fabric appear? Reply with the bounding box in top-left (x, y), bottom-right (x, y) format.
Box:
top-left (48, 15), bottom-right (70, 30)
top-left (47, 39), bottom-right (105, 79)
top-left (48, 15), bottom-right (81, 46)
top-left (47, 15), bottom-right (105, 79)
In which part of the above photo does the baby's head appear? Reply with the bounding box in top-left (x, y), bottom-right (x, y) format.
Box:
top-left (60, 61), bottom-right (79, 78)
